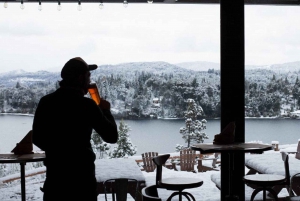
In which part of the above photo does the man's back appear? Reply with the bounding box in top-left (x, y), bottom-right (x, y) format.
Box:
top-left (33, 87), bottom-right (117, 162)
top-left (32, 88), bottom-right (117, 201)
top-left (32, 57), bottom-right (118, 201)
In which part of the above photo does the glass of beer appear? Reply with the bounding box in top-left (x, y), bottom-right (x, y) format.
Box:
top-left (88, 83), bottom-right (101, 105)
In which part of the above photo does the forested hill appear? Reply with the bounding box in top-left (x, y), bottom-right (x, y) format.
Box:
top-left (0, 61), bottom-right (300, 119)
top-left (94, 61), bottom-right (195, 76)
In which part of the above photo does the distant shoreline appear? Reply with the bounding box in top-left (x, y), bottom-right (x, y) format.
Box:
top-left (0, 112), bottom-right (299, 120)
top-left (0, 113), bottom-right (34, 117)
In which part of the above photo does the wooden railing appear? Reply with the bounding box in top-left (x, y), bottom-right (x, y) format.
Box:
top-left (0, 166), bottom-right (46, 183)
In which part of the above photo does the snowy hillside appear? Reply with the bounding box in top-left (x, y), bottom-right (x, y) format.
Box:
top-left (93, 61), bottom-right (195, 77)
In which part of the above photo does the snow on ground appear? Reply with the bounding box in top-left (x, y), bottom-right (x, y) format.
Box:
top-left (0, 144), bottom-right (298, 201)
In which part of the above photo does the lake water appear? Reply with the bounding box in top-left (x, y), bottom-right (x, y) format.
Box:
top-left (0, 114), bottom-right (299, 155)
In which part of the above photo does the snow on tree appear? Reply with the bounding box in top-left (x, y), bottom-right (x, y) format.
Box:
top-left (178, 98), bottom-right (208, 149)
top-left (2, 63), bottom-right (300, 119)
top-left (175, 144), bottom-right (186, 152)
top-left (91, 130), bottom-right (111, 159)
top-left (110, 119), bottom-right (137, 158)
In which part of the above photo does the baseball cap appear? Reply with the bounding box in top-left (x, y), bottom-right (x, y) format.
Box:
top-left (61, 57), bottom-right (98, 79)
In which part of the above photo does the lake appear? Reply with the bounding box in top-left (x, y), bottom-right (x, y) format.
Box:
top-left (0, 114), bottom-right (299, 155)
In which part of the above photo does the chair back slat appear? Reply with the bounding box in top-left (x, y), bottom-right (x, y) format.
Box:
top-left (180, 149), bottom-right (196, 171)
top-left (104, 178), bottom-right (138, 201)
top-left (142, 152), bottom-right (158, 172)
top-left (115, 179), bottom-right (129, 201)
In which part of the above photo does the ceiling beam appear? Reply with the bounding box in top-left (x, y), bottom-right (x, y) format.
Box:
top-left (174, 0), bottom-right (300, 5)
top-left (1, 0), bottom-right (300, 5)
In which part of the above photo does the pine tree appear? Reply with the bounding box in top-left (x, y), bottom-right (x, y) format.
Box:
top-left (110, 119), bottom-right (137, 158)
top-left (55, 81), bottom-right (60, 89)
top-left (91, 130), bottom-right (111, 159)
top-left (15, 82), bottom-right (21, 88)
top-left (179, 99), bottom-right (208, 149)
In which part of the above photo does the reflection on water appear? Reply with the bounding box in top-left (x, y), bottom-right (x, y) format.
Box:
top-left (115, 118), bottom-right (300, 155)
top-left (1, 115), bottom-right (299, 155)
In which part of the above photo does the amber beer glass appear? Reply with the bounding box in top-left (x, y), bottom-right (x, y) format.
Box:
top-left (88, 83), bottom-right (101, 105)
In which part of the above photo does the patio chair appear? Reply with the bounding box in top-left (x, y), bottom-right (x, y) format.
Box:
top-left (152, 154), bottom-right (203, 201)
top-left (103, 178), bottom-right (139, 201)
top-left (197, 152), bottom-right (220, 172)
top-left (243, 152), bottom-right (290, 201)
top-left (172, 148), bottom-right (197, 173)
top-left (288, 172), bottom-right (300, 201)
top-left (141, 152), bottom-right (158, 172)
top-left (142, 185), bottom-right (162, 201)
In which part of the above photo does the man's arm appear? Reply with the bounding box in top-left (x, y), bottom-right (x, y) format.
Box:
top-left (91, 98), bottom-right (118, 143)
top-left (32, 98), bottom-right (48, 151)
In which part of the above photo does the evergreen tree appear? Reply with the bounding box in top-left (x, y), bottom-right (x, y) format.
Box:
top-left (191, 78), bottom-right (198, 88)
top-left (179, 99), bottom-right (208, 149)
top-left (16, 82), bottom-right (21, 88)
top-left (285, 77), bottom-right (289, 84)
top-left (175, 144), bottom-right (185, 152)
top-left (91, 130), bottom-right (111, 159)
top-left (110, 119), bottom-right (137, 158)
top-left (55, 81), bottom-right (60, 89)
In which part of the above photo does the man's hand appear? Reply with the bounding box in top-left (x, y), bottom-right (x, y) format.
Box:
top-left (99, 98), bottom-right (111, 110)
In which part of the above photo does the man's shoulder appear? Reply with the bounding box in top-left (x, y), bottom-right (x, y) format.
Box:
top-left (40, 90), bottom-right (59, 100)
top-left (39, 89), bottom-right (97, 106)
top-left (82, 96), bottom-right (98, 106)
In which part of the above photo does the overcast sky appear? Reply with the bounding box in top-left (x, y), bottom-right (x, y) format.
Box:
top-left (0, 3), bottom-right (299, 73)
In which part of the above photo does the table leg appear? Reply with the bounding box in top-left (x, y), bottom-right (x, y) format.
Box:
top-left (225, 153), bottom-right (239, 201)
top-left (20, 162), bottom-right (26, 201)
top-left (130, 182), bottom-right (146, 201)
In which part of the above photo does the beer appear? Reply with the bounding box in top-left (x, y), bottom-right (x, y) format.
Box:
top-left (88, 83), bottom-right (101, 105)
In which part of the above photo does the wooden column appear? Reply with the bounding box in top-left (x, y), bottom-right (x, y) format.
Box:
top-left (220, 0), bottom-right (245, 200)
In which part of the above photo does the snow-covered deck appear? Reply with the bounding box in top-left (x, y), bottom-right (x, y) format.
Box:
top-left (1, 147), bottom-right (300, 201)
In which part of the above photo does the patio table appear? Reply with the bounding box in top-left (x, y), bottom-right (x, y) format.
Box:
top-left (191, 142), bottom-right (272, 201)
top-left (95, 158), bottom-right (146, 201)
top-left (0, 153), bottom-right (45, 201)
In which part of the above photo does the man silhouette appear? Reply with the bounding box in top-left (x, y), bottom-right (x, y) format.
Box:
top-left (32, 57), bottom-right (118, 201)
